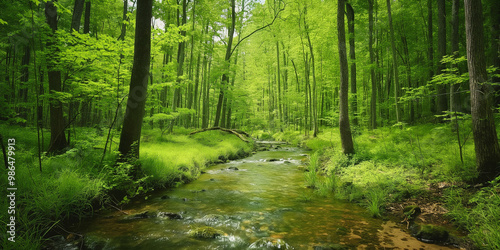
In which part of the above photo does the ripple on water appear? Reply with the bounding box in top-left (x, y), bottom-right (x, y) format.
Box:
top-left (77, 147), bottom-right (458, 250)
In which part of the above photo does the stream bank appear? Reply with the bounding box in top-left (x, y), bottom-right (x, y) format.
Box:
top-left (62, 143), bottom-right (458, 249)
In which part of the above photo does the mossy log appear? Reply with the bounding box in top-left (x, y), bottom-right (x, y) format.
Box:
top-left (189, 127), bottom-right (250, 142)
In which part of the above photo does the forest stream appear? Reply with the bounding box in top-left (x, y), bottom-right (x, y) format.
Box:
top-left (75, 143), bottom-right (456, 249)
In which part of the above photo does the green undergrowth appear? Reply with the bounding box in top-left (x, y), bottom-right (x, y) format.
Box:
top-left (0, 124), bottom-right (252, 249)
top-left (445, 177), bottom-right (500, 249)
top-left (302, 123), bottom-right (478, 219)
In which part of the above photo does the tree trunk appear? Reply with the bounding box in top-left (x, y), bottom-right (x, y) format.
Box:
top-left (436, 0), bottom-right (448, 116)
top-left (79, 0), bottom-right (92, 126)
top-left (173, 0), bottom-right (187, 112)
top-left (346, 2), bottom-right (357, 127)
top-left (427, 0), bottom-right (435, 114)
top-left (464, 0), bottom-right (500, 182)
top-left (214, 0), bottom-right (236, 127)
top-left (19, 45), bottom-right (30, 125)
top-left (489, 0), bottom-right (500, 107)
top-left (305, 23), bottom-right (318, 137)
top-left (71, 0), bottom-right (85, 32)
top-left (387, 0), bottom-right (400, 123)
top-left (338, 0), bottom-right (354, 154)
top-left (83, 0), bottom-right (91, 34)
top-left (45, 0), bottom-right (68, 153)
top-left (369, 0), bottom-right (376, 129)
top-left (450, 0), bottom-right (461, 113)
top-left (118, 0), bottom-right (152, 159)
top-left (118, 0), bottom-right (128, 40)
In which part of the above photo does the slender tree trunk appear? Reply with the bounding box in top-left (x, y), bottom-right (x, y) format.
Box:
top-left (45, 0), bottom-right (68, 153)
top-left (19, 45), bottom-right (30, 125)
top-left (276, 41), bottom-right (282, 125)
top-left (338, 0), bottom-right (354, 154)
top-left (450, 0), bottom-right (461, 113)
top-left (427, 0), bottom-right (435, 114)
top-left (118, 0), bottom-right (152, 158)
top-left (436, 0), bottom-right (448, 116)
top-left (71, 0), bottom-right (85, 32)
top-left (83, 0), bottom-right (91, 34)
top-left (80, 0), bottom-right (92, 126)
top-left (118, 0), bottom-right (128, 40)
top-left (173, 0), bottom-right (187, 112)
top-left (369, 0), bottom-right (376, 129)
top-left (346, 2), bottom-right (357, 127)
top-left (387, 0), bottom-right (400, 123)
top-left (214, 0), bottom-right (236, 127)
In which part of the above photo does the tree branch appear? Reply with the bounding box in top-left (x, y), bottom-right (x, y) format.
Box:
top-left (229, 4), bottom-right (286, 58)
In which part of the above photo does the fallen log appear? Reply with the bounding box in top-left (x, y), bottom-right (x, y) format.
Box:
top-left (189, 127), bottom-right (250, 142)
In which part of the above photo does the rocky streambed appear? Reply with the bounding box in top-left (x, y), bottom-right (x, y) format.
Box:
top-left (57, 143), bottom-right (459, 249)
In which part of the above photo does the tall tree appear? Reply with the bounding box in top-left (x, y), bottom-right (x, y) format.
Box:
top-left (304, 6), bottom-right (318, 137)
top-left (118, 0), bottom-right (153, 158)
top-left (173, 0), bottom-right (187, 112)
top-left (346, 2), bottom-right (357, 127)
top-left (436, 0), bottom-right (448, 116)
top-left (45, 0), bottom-right (69, 153)
top-left (386, 0), bottom-right (400, 123)
top-left (71, 0), bottom-right (85, 32)
top-left (214, 0), bottom-right (236, 127)
top-left (450, 0), bottom-right (461, 113)
top-left (338, 0), bottom-right (354, 154)
top-left (118, 0), bottom-right (128, 41)
top-left (464, 0), bottom-right (500, 182)
top-left (369, 0), bottom-right (376, 129)
top-left (427, 0), bottom-right (435, 113)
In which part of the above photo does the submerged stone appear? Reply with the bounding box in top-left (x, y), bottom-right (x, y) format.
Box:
top-left (157, 212), bottom-right (183, 220)
top-left (412, 224), bottom-right (449, 244)
top-left (188, 226), bottom-right (223, 239)
top-left (248, 237), bottom-right (293, 249)
top-left (228, 167), bottom-right (239, 170)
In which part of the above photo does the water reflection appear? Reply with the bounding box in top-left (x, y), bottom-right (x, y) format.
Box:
top-left (78, 145), bottom-right (455, 249)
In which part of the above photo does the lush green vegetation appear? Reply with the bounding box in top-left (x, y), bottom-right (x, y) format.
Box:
top-left (1, 0), bottom-right (500, 248)
top-left (0, 124), bottom-right (252, 249)
top-left (297, 121), bottom-right (499, 247)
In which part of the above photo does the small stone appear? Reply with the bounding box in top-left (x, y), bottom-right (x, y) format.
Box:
top-left (413, 224), bottom-right (449, 244)
top-left (188, 226), bottom-right (223, 239)
top-left (157, 212), bottom-right (183, 220)
top-left (161, 195), bottom-right (170, 200)
top-left (228, 167), bottom-right (239, 170)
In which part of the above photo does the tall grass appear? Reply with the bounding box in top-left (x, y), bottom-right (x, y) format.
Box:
top-left (140, 130), bottom-right (253, 188)
top-left (305, 152), bottom-right (320, 188)
top-left (303, 122), bottom-right (479, 219)
top-left (445, 177), bottom-right (500, 249)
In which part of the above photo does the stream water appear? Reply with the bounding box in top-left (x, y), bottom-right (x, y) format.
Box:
top-left (78, 143), bottom-right (455, 249)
